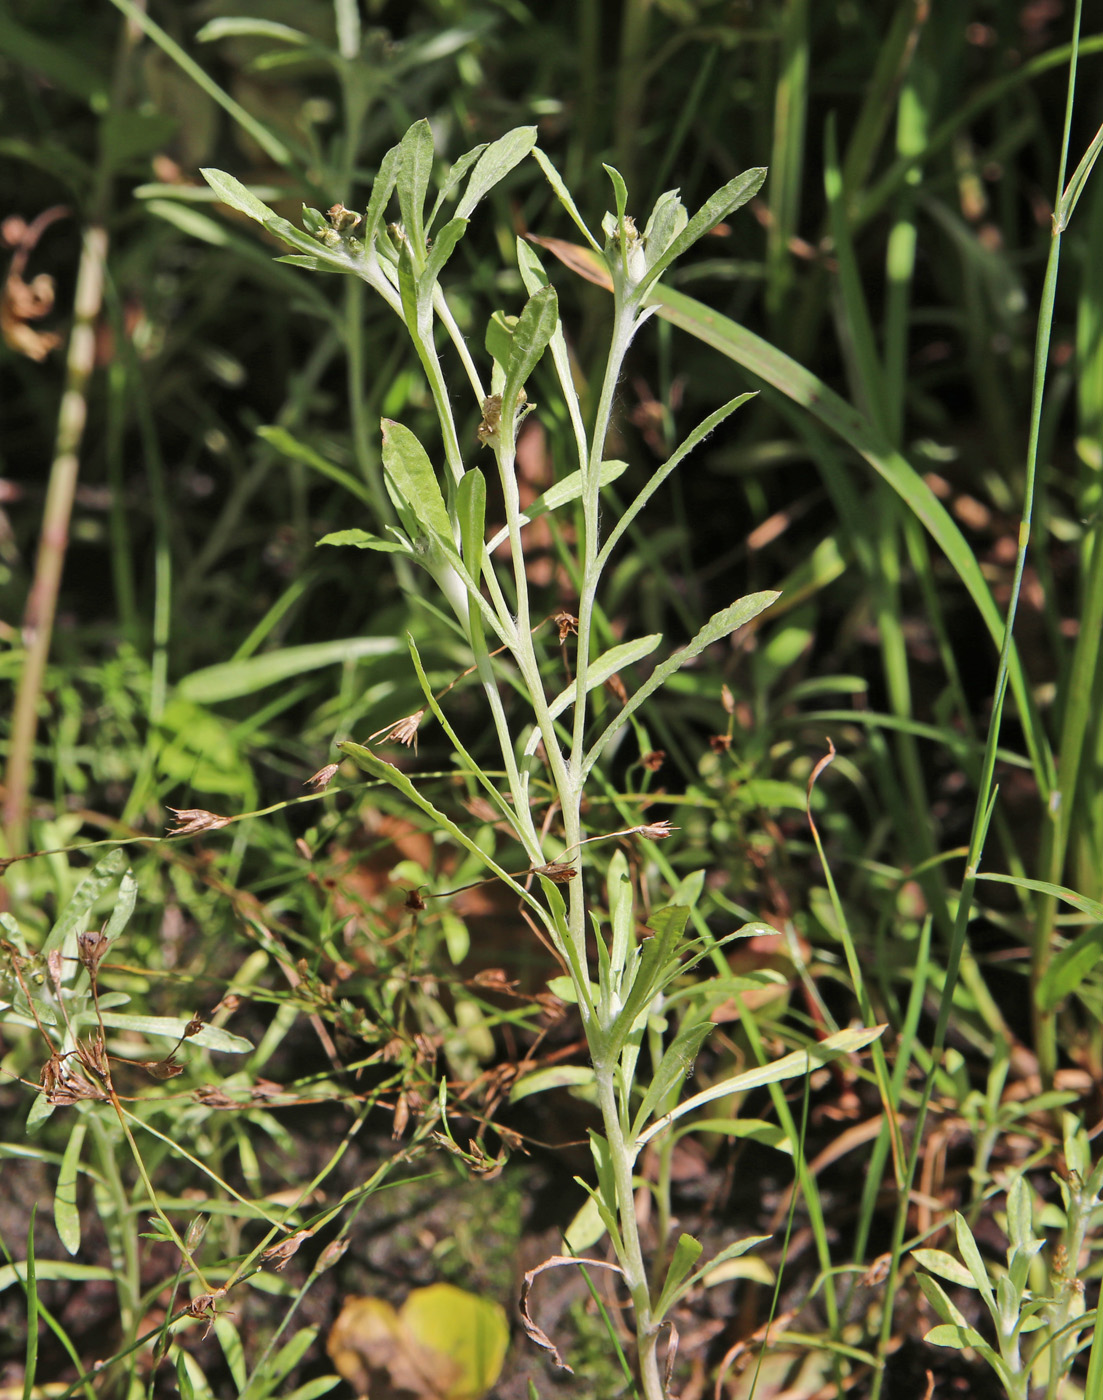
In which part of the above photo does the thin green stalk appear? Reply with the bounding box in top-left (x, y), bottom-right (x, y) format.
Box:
top-left (593, 1064), bottom-right (664, 1400)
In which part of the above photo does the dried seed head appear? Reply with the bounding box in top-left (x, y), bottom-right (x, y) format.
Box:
top-left (184, 1015), bottom-right (204, 1038)
top-left (315, 1237), bottom-right (350, 1273)
top-left (304, 763), bottom-right (339, 792)
top-left (383, 711), bottom-right (424, 752)
top-left (709, 734), bottom-right (732, 754)
top-left (534, 860), bottom-right (577, 883)
top-left (77, 926), bottom-right (110, 975)
top-left (166, 808), bottom-right (231, 836)
top-left (721, 683), bottom-right (735, 714)
top-left (405, 887), bottom-right (427, 912)
top-left (553, 611), bottom-right (579, 641)
top-left (140, 1055), bottom-right (184, 1080)
top-left (633, 819), bottom-right (677, 841)
top-left (639, 749), bottom-right (666, 772)
top-left (263, 1228), bottom-right (314, 1270)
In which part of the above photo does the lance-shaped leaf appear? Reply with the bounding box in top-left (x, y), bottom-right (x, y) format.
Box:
top-left (257, 425), bottom-right (374, 506)
top-left (584, 591), bottom-right (779, 776)
top-left (426, 142), bottom-right (488, 232)
top-left (395, 118), bottom-right (434, 267)
top-left (485, 459), bottom-right (627, 553)
top-left (457, 126), bottom-right (537, 220)
top-left (654, 1234), bottom-right (703, 1322)
top-left (636, 167), bottom-right (767, 297)
top-left (380, 419), bottom-right (455, 551)
top-left (503, 284), bottom-right (558, 414)
top-left (338, 742), bottom-right (544, 917)
top-left (636, 1025), bottom-right (886, 1148)
top-left (200, 170), bottom-right (348, 268)
top-left (456, 467), bottom-right (487, 578)
top-left (316, 529), bottom-right (412, 554)
top-left (42, 850), bottom-right (126, 961)
top-left (418, 216), bottom-right (468, 304)
top-left (364, 140), bottom-right (402, 248)
top-left (631, 1017), bottom-right (715, 1140)
top-left (537, 635), bottom-right (661, 738)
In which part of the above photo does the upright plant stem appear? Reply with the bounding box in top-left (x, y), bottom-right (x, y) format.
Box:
top-left (4, 223), bottom-right (107, 854)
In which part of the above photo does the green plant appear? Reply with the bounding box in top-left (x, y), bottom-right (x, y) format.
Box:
top-left (195, 121), bottom-right (886, 1397)
top-left (914, 1114), bottom-right (1102, 1400)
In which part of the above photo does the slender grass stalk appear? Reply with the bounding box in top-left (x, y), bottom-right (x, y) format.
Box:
top-left (4, 223), bottom-right (107, 855)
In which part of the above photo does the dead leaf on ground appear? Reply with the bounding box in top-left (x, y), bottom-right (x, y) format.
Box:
top-left (327, 1283), bottom-right (508, 1400)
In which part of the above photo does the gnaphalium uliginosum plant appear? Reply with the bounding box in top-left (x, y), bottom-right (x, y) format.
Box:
top-left (200, 122), bottom-right (884, 1398)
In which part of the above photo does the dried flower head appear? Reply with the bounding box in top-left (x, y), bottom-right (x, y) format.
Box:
top-left (633, 819), bottom-right (677, 841)
top-left (534, 860), bottom-right (577, 883)
top-left (304, 763), bottom-right (339, 792)
top-left (76, 926), bottom-right (110, 976)
top-left (166, 808), bottom-right (231, 836)
top-left (263, 1228), bottom-right (314, 1270)
top-left (639, 750), bottom-right (666, 772)
top-left (709, 734), bottom-right (732, 754)
top-left (553, 611), bottom-right (579, 641)
top-left (383, 710), bottom-right (424, 752)
top-left (405, 887), bottom-right (427, 912)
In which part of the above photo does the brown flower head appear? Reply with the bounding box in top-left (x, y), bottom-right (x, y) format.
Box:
top-left (166, 808), bottom-right (231, 836)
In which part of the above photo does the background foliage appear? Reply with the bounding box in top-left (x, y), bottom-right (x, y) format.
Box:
top-left (2, 2), bottom-right (1102, 1398)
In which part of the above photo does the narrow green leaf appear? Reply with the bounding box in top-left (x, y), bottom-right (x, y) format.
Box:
top-left (543, 635), bottom-right (661, 724)
top-left (196, 18), bottom-right (309, 43)
top-left (266, 1327), bottom-right (321, 1384)
top-left (456, 468), bottom-right (487, 578)
top-left (396, 119), bottom-right (434, 261)
top-left (419, 217), bottom-right (468, 302)
top-left (1038, 923), bottom-right (1103, 1013)
top-left (532, 148), bottom-right (603, 250)
top-left (54, 1125), bottom-right (85, 1257)
top-left (364, 142), bottom-right (402, 248)
top-left (631, 1019), bottom-right (715, 1139)
top-left (0, 1261), bottom-right (114, 1293)
top-left (337, 742), bottom-right (537, 911)
top-left (485, 459), bottom-right (627, 552)
top-left (283, 1378), bottom-right (342, 1400)
top-left (638, 167), bottom-right (767, 295)
top-left (563, 1193), bottom-right (607, 1253)
top-left (176, 1350), bottom-right (197, 1400)
top-left (426, 143), bottom-right (488, 232)
top-left (912, 1248), bottom-right (977, 1290)
top-left (584, 592), bottom-right (779, 775)
top-left (199, 168), bottom-right (282, 227)
top-left (42, 850), bottom-right (126, 960)
top-left (606, 905), bottom-right (691, 1054)
top-left (979, 872), bottom-right (1103, 923)
top-left (636, 1025), bottom-right (886, 1148)
top-left (602, 166), bottom-right (628, 231)
top-left (648, 280), bottom-right (1050, 791)
top-left (654, 1234), bottom-right (704, 1322)
top-left (380, 419), bottom-right (454, 547)
top-left (675, 1118), bottom-right (791, 1153)
top-left (316, 529), bottom-right (411, 554)
top-left (504, 284), bottom-right (558, 411)
top-left (23, 1206), bottom-right (37, 1400)
top-left (509, 1066), bottom-right (596, 1102)
top-left (924, 1323), bottom-right (988, 1351)
top-left (177, 637), bottom-right (400, 703)
top-left (256, 426), bottom-right (374, 506)
top-left (952, 1215), bottom-right (997, 1315)
top-left (676, 1235), bottom-right (773, 1303)
top-left (214, 1315), bottom-right (247, 1393)
top-left (456, 126), bottom-right (538, 220)
top-left (94, 1014), bottom-right (251, 1053)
